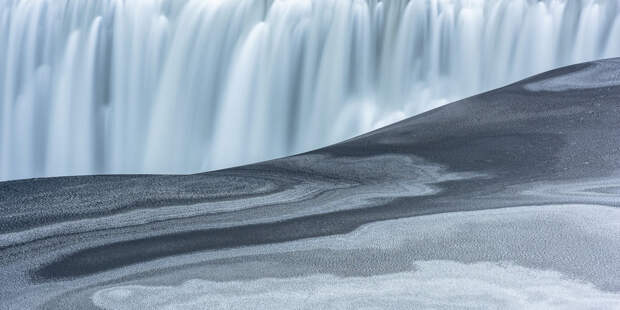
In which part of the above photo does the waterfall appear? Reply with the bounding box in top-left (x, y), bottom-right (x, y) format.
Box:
top-left (1, 0), bottom-right (619, 181)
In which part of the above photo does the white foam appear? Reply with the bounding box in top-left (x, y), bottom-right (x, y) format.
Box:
top-left (92, 260), bottom-right (620, 310)
top-left (3, 0), bottom-right (620, 180)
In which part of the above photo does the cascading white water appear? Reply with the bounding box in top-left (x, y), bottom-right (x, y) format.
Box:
top-left (1, 0), bottom-right (619, 181)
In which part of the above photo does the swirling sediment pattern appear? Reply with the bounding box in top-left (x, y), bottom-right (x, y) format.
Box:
top-left (2, 59), bottom-right (620, 309)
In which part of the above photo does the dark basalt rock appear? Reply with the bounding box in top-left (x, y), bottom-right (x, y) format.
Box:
top-left (2, 59), bottom-right (620, 309)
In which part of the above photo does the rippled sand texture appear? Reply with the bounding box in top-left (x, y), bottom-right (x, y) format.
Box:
top-left (2, 59), bottom-right (620, 309)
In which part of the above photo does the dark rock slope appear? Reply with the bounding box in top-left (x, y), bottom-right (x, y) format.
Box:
top-left (2, 59), bottom-right (620, 309)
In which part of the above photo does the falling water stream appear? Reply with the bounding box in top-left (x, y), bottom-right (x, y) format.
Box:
top-left (1, 0), bottom-right (619, 180)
